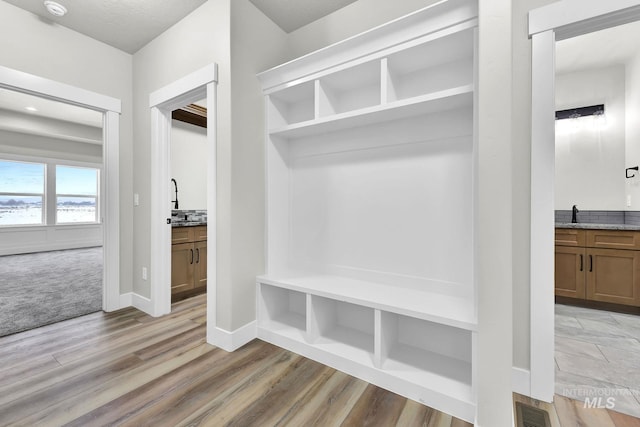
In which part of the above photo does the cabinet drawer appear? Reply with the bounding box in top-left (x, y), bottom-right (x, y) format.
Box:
top-left (172, 227), bottom-right (194, 244)
top-left (586, 230), bottom-right (640, 250)
top-left (193, 225), bottom-right (207, 242)
top-left (555, 229), bottom-right (585, 247)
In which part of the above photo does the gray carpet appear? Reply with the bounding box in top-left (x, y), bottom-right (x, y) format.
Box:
top-left (0, 247), bottom-right (103, 337)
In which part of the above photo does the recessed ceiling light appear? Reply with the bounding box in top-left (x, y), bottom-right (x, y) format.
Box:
top-left (25, 106), bottom-right (38, 112)
top-left (44, 1), bottom-right (67, 17)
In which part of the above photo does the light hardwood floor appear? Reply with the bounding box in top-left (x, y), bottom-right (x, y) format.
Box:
top-left (0, 294), bottom-right (638, 426)
top-left (0, 294), bottom-right (470, 426)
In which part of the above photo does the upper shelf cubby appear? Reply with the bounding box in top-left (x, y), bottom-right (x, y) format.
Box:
top-left (385, 28), bottom-right (474, 102)
top-left (317, 60), bottom-right (381, 117)
top-left (268, 85), bottom-right (472, 139)
top-left (267, 80), bottom-right (315, 130)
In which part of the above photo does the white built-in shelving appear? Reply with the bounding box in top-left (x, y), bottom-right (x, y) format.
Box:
top-left (256, 0), bottom-right (478, 423)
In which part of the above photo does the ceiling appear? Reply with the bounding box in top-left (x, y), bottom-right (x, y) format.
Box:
top-left (249, 0), bottom-right (358, 33)
top-left (1, 0), bottom-right (207, 54)
top-left (556, 19), bottom-right (640, 74)
top-left (0, 88), bottom-right (102, 128)
top-left (2, 0), bottom-right (358, 54)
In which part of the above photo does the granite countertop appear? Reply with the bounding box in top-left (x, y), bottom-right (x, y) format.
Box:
top-left (172, 221), bottom-right (207, 228)
top-left (556, 223), bottom-right (640, 231)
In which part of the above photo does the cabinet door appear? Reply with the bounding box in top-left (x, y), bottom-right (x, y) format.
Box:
top-left (194, 240), bottom-right (207, 289)
top-left (587, 248), bottom-right (640, 306)
top-left (172, 243), bottom-right (195, 294)
top-left (555, 246), bottom-right (586, 299)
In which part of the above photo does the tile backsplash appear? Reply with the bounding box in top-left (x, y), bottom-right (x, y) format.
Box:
top-left (172, 209), bottom-right (207, 223)
top-left (555, 210), bottom-right (640, 225)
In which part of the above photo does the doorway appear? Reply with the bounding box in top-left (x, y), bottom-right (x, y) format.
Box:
top-left (148, 64), bottom-right (217, 328)
top-left (529, 0), bottom-right (640, 407)
top-left (0, 65), bottom-right (122, 320)
top-left (553, 21), bottom-right (640, 417)
top-left (169, 101), bottom-right (208, 303)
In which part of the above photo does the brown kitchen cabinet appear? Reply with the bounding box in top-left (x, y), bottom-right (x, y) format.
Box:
top-left (194, 240), bottom-right (207, 289)
top-left (587, 248), bottom-right (640, 306)
top-left (171, 225), bottom-right (207, 296)
top-left (555, 245), bottom-right (586, 299)
top-left (555, 228), bottom-right (640, 307)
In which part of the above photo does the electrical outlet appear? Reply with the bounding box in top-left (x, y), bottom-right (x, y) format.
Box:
top-left (134, 193), bottom-right (140, 206)
top-left (628, 195), bottom-right (632, 207)
top-left (142, 267), bottom-right (148, 280)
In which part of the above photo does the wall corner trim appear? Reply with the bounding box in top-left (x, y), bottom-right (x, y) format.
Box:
top-left (512, 367), bottom-right (532, 396)
top-left (132, 292), bottom-right (154, 315)
top-left (118, 292), bottom-right (133, 309)
top-left (207, 321), bottom-right (257, 352)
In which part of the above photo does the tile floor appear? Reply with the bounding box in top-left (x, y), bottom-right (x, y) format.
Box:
top-left (555, 303), bottom-right (640, 418)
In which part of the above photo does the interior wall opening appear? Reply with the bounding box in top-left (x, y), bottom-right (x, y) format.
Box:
top-left (148, 64), bottom-right (217, 322)
top-left (552, 19), bottom-right (640, 418)
top-left (169, 101), bottom-right (208, 305)
top-left (0, 87), bottom-right (106, 337)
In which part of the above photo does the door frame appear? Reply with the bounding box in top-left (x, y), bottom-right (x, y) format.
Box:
top-left (528, 0), bottom-right (640, 401)
top-left (0, 65), bottom-right (122, 312)
top-left (148, 64), bottom-right (218, 318)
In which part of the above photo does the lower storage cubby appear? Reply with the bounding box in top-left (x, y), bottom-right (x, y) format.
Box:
top-left (309, 295), bottom-right (375, 366)
top-left (259, 284), bottom-right (306, 339)
top-left (255, 279), bottom-right (476, 422)
top-left (379, 312), bottom-right (473, 402)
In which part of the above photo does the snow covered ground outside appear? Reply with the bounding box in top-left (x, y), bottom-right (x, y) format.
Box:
top-left (0, 206), bottom-right (97, 225)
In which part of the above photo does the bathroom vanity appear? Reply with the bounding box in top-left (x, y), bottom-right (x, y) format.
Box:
top-left (555, 225), bottom-right (640, 308)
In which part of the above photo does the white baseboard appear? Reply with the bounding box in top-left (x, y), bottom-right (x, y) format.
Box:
top-left (513, 367), bottom-right (531, 396)
top-left (132, 293), bottom-right (154, 315)
top-left (118, 292), bottom-right (133, 309)
top-left (0, 240), bottom-right (103, 256)
top-left (208, 321), bottom-right (257, 352)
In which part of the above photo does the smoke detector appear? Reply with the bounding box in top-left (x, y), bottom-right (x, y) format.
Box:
top-left (44, 1), bottom-right (67, 17)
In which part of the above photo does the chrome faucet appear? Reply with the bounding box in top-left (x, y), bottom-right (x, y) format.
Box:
top-left (571, 205), bottom-right (579, 223)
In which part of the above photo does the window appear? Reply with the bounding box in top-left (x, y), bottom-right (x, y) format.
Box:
top-left (56, 165), bottom-right (99, 224)
top-left (0, 160), bottom-right (45, 226)
top-left (0, 158), bottom-right (100, 227)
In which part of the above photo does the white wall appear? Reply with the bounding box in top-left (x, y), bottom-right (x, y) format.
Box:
top-left (132, 0), bottom-right (231, 300)
top-left (555, 65), bottom-right (626, 210)
top-left (228, 0), bottom-right (288, 329)
top-left (170, 120), bottom-right (207, 210)
top-left (131, 0), bottom-right (288, 333)
top-left (0, 1), bottom-right (134, 293)
top-left (626, 49), bottom-right (640, 208)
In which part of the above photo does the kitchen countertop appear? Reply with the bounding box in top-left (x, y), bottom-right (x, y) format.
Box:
top-left (556, 223), bottom-right (640, 231)
top-left (172, 221), bottom-right (207, 228)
